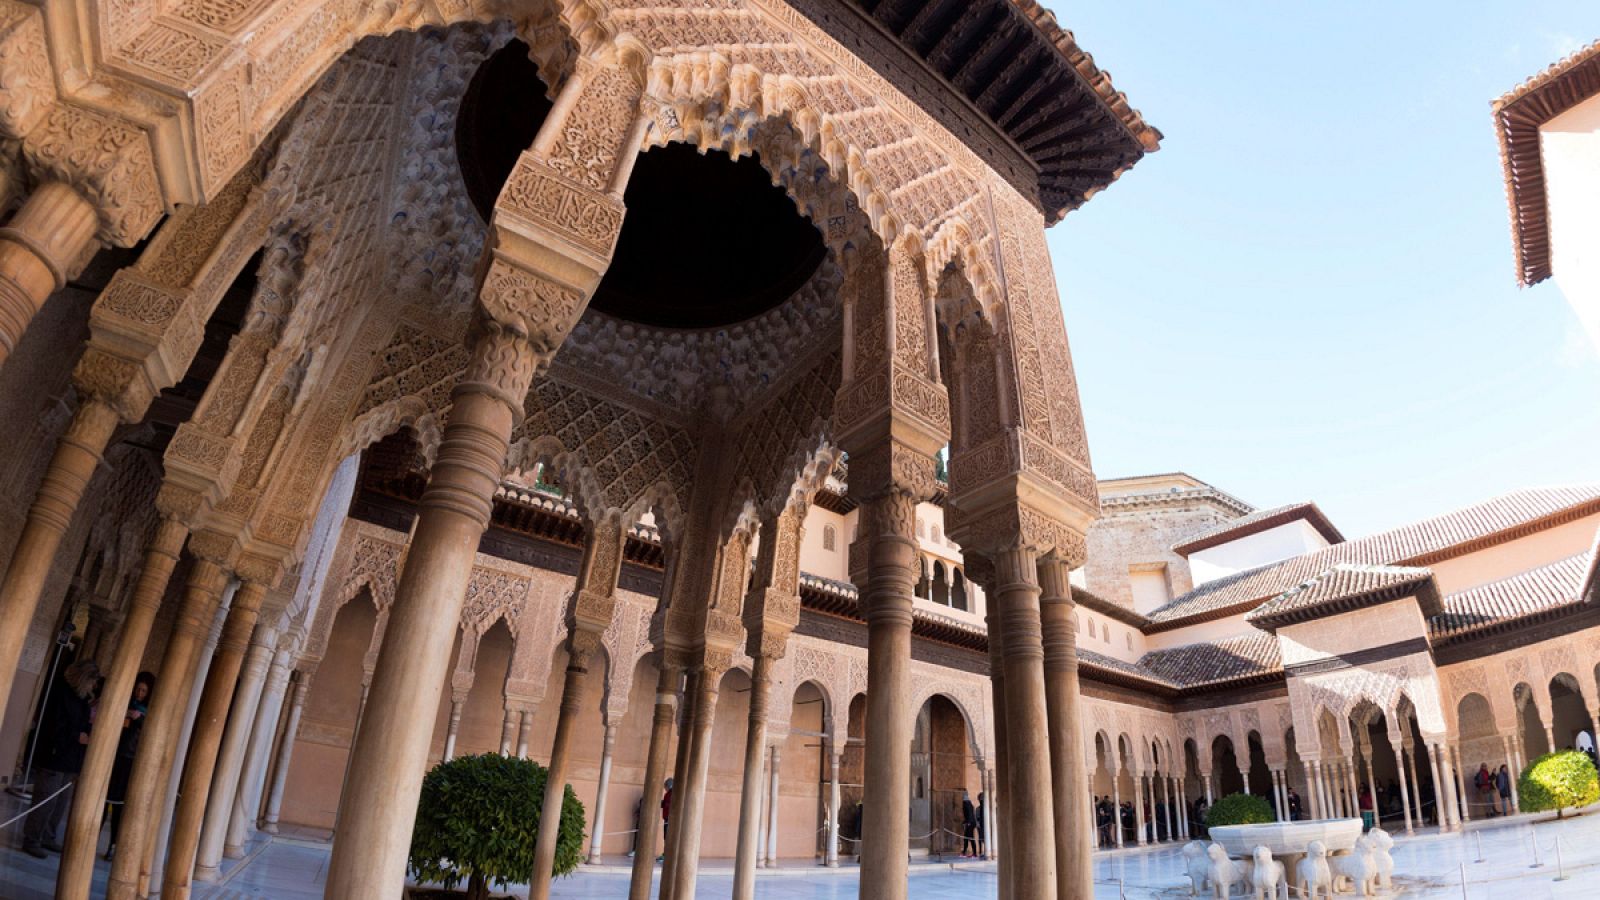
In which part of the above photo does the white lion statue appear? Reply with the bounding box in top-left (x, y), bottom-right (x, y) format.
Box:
top-left (1206, 843), bottom-right (1253, 898)
top-left (1365, 827), bottom-right (1395, 890)
top-left (1296, 840), bottom-right (1333, 900)
top-left (1330, 835), bottom-right (1379, 897)
top-left (1183, 841), bottom-right (1212, 896)
top-left (1250, 845), bottom-right (1288, 900)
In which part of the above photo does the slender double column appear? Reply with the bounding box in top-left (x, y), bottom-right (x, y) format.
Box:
top-left (163, 578), bottom-right (269, 899)
top-left (585, 723), bottom-right (618, 864)
top-left (262, 674), bottom-right (309, 834)
top-left (1038, 556), bottom-right (1089, 898)
top-left (627, 658), bottom-right (680, 900)
top-left (825, 750), bottom-right (842, 867)
top-left (1390, 732), bottom-right (1414, 834)
top-left (324, 322), bottom-right (539, 897)
top-left (56, 516), bottom-right (188, 900)
top-left (1502, 734), bottom-right (1521, 813)
top-left (658, 667), bottom-right (699, 900)
top-left (227, 645), bottom-right (293, 855)
top-left (666, 653), bottom-right (729, 899)
top-left (0, 396), bottom-right (121, 727)
top-left (534, 628), bottom-right (602, 900)
top-left (733, 654), bottom-right (775, 899)
top-left (0, 181), bottom-right (98, 366)
top-left (195, 624), bottom-right (279, 880)
top-left (764, 746), bottom-right (781, 866)
top-left (107, 558), bottom-right (233, 900)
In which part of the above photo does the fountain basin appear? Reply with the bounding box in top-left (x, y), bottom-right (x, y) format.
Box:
top-left (1208, 818), bottom-right (1364, 858)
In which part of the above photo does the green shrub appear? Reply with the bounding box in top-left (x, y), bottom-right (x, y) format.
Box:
top-left (1517, 750), bottom-right (1599, 818)
top-left (1205, 792), bottom-right (1275, 828)
top-left (409, 753), bottom-right (586, 900)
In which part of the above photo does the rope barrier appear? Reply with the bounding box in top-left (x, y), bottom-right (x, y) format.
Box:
top-left (0, 780), bottom-right (73, 830)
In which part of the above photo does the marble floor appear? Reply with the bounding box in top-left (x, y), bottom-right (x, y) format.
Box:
top-left (6, 804), bottom-right (1600, 898)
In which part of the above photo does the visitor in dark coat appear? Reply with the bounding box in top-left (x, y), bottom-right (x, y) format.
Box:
top-left (22, 661), bottom-right (98, 857)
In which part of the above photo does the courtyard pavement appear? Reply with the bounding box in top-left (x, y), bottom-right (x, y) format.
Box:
top-left (6, 798), bottom-right (1600, 898)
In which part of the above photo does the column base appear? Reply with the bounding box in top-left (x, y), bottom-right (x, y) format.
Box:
top-left (262, 823), bottom-right (279, 835)
top-left (195, 865), bottom-right (221, 883)
top-left (224, 844), bottom-right (245, 859)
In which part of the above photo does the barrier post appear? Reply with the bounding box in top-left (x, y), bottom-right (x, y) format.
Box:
top-left (1553, 836), bottom-right (1567, 882)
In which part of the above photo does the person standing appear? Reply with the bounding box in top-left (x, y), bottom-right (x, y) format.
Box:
top-left (21, 660), bottom-right (98, 857)
top-left (1496, 764), bottom-right (1512, 816)
top-left (657, 777), bottom-right (673, 862)
top-left (103, 671), bottom-right (153, 860)
top-left (1287, 788), bottom-right (1302, 822)
top-left (960, 789), bottom-right (977, 857)
top-left (974, 791), bottom-right (987, 857)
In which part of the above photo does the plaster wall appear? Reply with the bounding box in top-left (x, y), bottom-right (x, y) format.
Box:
top-left (1426, 512), bottom-right (1600, 595)
top-left (1142, 613), bottom-right (1257, 651)
top-left (1278, 601), bottom-right (1429, 667)
top-left (1543, 92), bottom-right (1600, 352)
top-left (1085, 503), bottom-right (1236, 610)
top-left (797, 506), bottom-right (852, 583)
top-left (1188, 520), bottom-right (1334, 587)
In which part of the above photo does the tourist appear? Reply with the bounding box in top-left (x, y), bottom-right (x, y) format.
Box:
top-left (974, 792), bottom-right (987, 856)
top-left (657, 777), bottom-right (672, 862)
top-left (21, 660), bottom-right (98, 858)
top-left (1287, 788), bottom-right (1302, 821)
top-left (960, 790), bottom-right (977, 856)
top-left (1474, 763), bottom-right (1495, 816)
top-left (1496, 765), bottom-right (1512, 816)
top-left (104, 671), bottom-right (154, 861)
top-left (1358, 784), bottom-right (1374, 830)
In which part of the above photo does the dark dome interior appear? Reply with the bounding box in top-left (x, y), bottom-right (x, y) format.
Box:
top-left (458, 40), bottom-right (826, 330)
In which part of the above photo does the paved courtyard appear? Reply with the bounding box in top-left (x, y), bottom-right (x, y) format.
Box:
top-left (6, 806), bottom-right (1600, 898)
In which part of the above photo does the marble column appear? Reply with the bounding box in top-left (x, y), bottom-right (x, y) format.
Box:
top-left (529, 629), bottom-right (600, 900)
top-left (666, 655), bottom-right (729, 900)
top-left (984, 601), bottom-right (1014, 896)
top-left (324, 322), bottom-right (540, 898)
top-left (0, 396), bottom-right (121, 729)
top-left (1133, 774), bottom-right (1147, 846)
top-left (441, 697), bottom-right (465, 761)
top-left (627, 657), bottom-right (680, 900)
top-left (856, 491), bottom-right (920, 900)
top-left (1345, 757), bottom-right (1359, 818)
top-left (992, 546), bottom-right (1058, 897)
top-left (195, 624), bottom-right (278, 880)
top-left (1404, 742), bottom-right (1424, 826)
top-left (985, 766), bottom-right (1000, 861)
top-left (516, 709), bottom-right (533, 758)
top-left (56, 517), bottom-right (188, 900)
top-left (1309, 760), bottom-right (1326, 819)
top-left (1503, 734), bottom-right (1521, 814)
top-left (0, 180), bottom-right (98, 365)
top-left (148, 592), bottom-right (232, 895)
top-left (1203, 773), bottom-right (1214, 806)
top-left (1111, 775), bottom-right (1123, 849)
top-left (734, 655), bottom-right (775, 898)
top-left (227, 646), bottom-right (292, 855)
top-left (163, 577), bottom-right (269, 899)
top-left (658, 667), bottom-right (699, 900)
top-left (1452, 744), bottom-right (1472, 822)
top-left (1362, 748), bottom-right (1379, 824)
top-left (105, 560), bottom-right (232, 900)
top-left (1038, 555), bottom-right (1089, 898)
top-left (764, 745), bottom-right (781, 867)
top-left (1391, 735), bottom-right (1414, 835)
top-left (1425, 743), bottom-right (1448, 828)
top-left (262, 674), bottom-right (309, 834)
top-left (499, 708), bottom-right (518, 755)
top-left (1178, 777), bottom-right (1190, 836)
top-left (825, 750), bottom-right (842, 867)
top-left (586, 724), bottom-right (618, 864)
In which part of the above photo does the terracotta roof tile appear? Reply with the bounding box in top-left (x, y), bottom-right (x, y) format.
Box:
top-left (1137, 632), bottom-right (1282, 688)
top-left (1246, 565), bottom-right (1440, 631)
top-left (1173, 502), bottom-right (1343, 557)
top-left (1429, 552), bottom-right (1592, 640)
top-left (1145, 485), bottom-right (1600, 629)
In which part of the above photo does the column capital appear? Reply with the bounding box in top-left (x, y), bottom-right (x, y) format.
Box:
top-left (456, 313), bottom-right (541, 419)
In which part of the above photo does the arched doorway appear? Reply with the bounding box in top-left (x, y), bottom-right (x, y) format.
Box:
top-left (911, 694), bottom-right (979, 855)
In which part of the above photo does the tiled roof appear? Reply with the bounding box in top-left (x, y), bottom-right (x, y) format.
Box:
top-left (1429, 552), bottom-right (1592, 641)
top-left (1078, 649), bottom-right (1178, 689)
top-left (1074, 586), bottom-right (1151, 629)
top-left (1144, 485), bottom-right (1600, 629)
top-left (1246, 565), bottom-right (1440, 632)
top-left (1136, 632), bottom-right (1282, 688)
top-left (1493, 38), bottom-right (1600, 286)
top-left (1173, 502), bottom-right (1343, 557)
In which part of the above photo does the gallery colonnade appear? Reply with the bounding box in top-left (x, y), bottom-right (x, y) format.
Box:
top-left (0, 2), bottom-right (1160, 899)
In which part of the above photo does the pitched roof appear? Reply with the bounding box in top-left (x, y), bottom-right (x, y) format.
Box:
top-left (1144, 485), bottom-right (1600, 630)
top-left (1429, 551), bottom-right (1593, 641)
top-left (1493, 38), bottom-right (1600, 286)
top-left (1246, 565), bottom-right (1439, 632)
top-left (1137, 632), bottom-right (1282, 688)
top-left (1173, 501), bottom-right (1344, 557)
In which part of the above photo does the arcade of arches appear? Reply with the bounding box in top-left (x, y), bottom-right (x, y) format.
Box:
top-left (0, 3), bottom-right (1596, 900)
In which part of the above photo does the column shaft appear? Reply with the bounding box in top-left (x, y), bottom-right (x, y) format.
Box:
top-left (586, 724), bottom-right (618, 864)
top-left (106, 560), bottom-right (231, 900)
top-left (324, 350), bottom-right (530, 898)
top-left (993, 547), bottom-right (1057, 898)
top-left (1038, 558), bottom-right (1090, 899)
top-left (1392, 740), bottom-right (1413, 835)
top-left (1405, 744), bottom-right (1424, 825)
top-left (0, 399), bottom-right (119, 727)
top-left (1111, 778), bottom-right (1122, 849)
top-left (56, 518), bottom-right (186, 900)
top-left (528, 636), bottom-right (595, 900)
top-left (262, 676), bottom-right (309, 834)
top-left (733, 656), bottom-right (773, 898)
top-left (658, 668), bottom-right (699, 900)
top-left (1425, 744), bottom-right (1448, 828)
top-left (1452, 744), bottom-right (1471, 822)
top-left (1133, 775), bottom-right (1147, 845)
top-left (764, 745), bottom-right (780, 866)
top-left (666, 664), bottom-right (723, 899)
top-left (442, 699), bottom-right (464, 761)
top-left (825, 751), bottom-right (841, 867)
top-left (227, 650), bottom-right (292, 854)
top-left (986, 607), bottom-right (1014, 895)
top-left (195, 626), bottom-right (277, 879)
top-left (627, 661), bottom-right (679, 900)
top-left (162, 581), bottom-right (267, 899)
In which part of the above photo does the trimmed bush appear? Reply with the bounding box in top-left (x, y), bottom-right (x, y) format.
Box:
top-left (1204, 792), bottom-right (1275, 828)
top-left (409, 753), bottom-right (586, 900)
top-left (1517, 750), bottom-right (1599, 818)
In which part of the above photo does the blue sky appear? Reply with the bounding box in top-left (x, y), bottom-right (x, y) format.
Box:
top-left (1040, 1), bottom-right (1600, 538)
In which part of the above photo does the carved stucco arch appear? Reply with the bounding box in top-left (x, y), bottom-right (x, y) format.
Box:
top-left (907, 679), bottom-right (988, 764)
